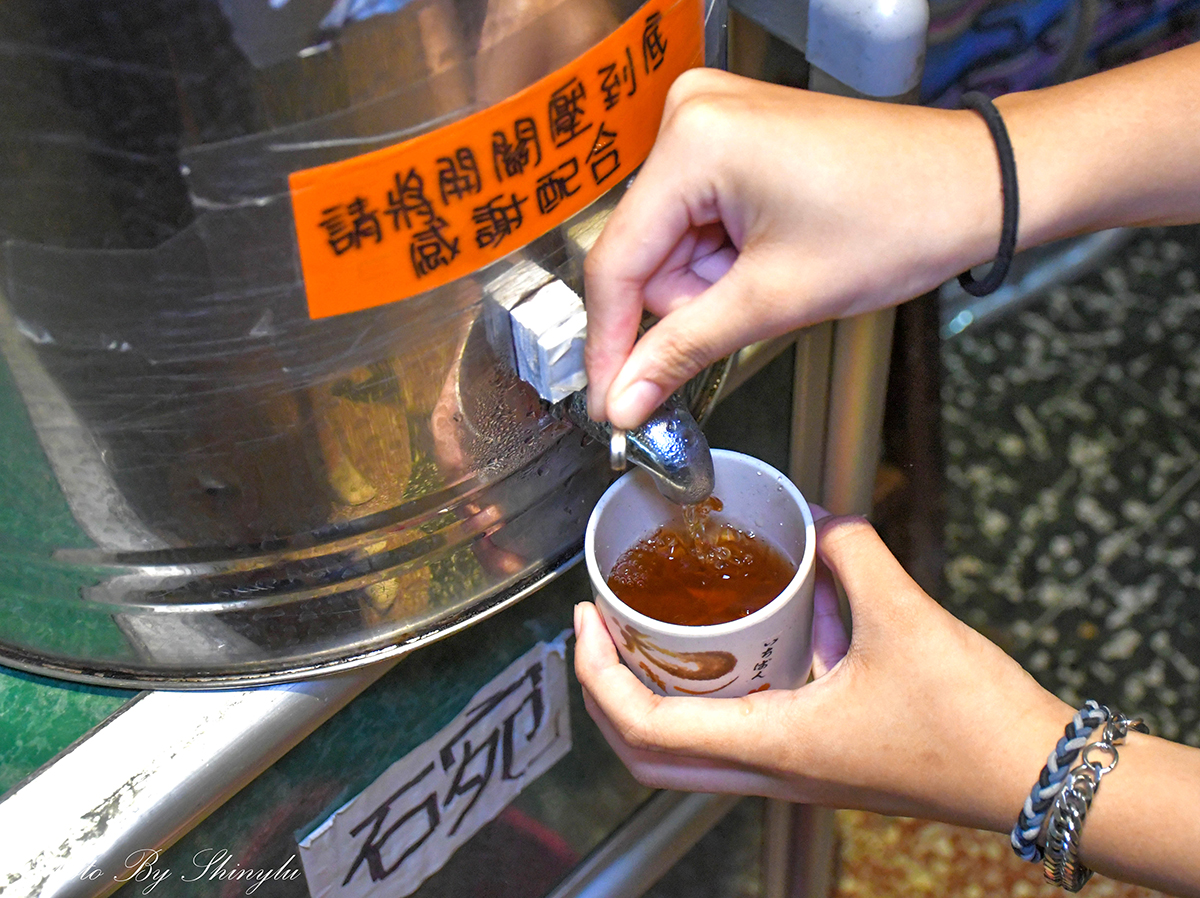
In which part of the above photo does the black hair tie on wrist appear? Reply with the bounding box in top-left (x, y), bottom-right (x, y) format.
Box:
top-left (957, 91), bottom-right (1019, 297)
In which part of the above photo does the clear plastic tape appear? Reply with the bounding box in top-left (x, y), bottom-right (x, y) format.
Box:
top-left (183, 0), bottom-right (648, 206)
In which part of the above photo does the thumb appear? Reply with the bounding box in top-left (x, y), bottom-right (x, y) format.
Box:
top-left (814, 515), bottom-right (927, 634)
top-left (604, 262), bottom-right (773, 429)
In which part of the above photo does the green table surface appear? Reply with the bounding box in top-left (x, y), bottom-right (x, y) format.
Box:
top-left (0, 666), bottom-right (135, 797)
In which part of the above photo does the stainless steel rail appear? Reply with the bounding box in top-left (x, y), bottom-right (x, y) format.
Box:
top-left (546, 791), bottom-right (741, 898)
top-left (0, 663), bottom-right (395, 898)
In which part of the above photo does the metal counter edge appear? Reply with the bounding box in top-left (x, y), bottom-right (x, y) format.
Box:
top-left (0, 662), bottom-right (396, 898)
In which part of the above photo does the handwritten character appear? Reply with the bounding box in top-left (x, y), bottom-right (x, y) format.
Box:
top-left (410, 216), bottom-right (460, 277)
top-left (437, 148), bottom-right (483, 205)
top-left (319, 197), bottom-right (382, 255)
top-left (642, 11), bottom-right (668, 73)
top-left (598, 47), bottom-right (638, 110)
top-left (548, 77), bottom-right (592, 148)
top-left (438, 663), bottom-right (547, 834)
top-left (534, 158), bottom-right (581, 215)
top-left (500, 669), bottom-right (546, 781)
top-left (441, 730), bottom-right (500, 836)
top-left (492, 117), bottom-right (542, 181)
top-left (342, 762), bottom-right (439, 885)
top-left (472, 193), bottom-right (527, 249)
top-left (385, 169), bottom-right (434, 231)
top-left (586, 122), bottom-right (620, 185)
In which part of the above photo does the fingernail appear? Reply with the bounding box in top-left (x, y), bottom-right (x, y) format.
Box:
top-left (573, 603), bottom-right (584, 635)
top-left (609, 380), bottom-right (664, 428)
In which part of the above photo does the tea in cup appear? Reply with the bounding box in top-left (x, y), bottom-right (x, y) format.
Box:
top-left (585, 449), bottom-right (816, 698)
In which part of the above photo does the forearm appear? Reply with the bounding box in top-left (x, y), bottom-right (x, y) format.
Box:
top-left (996, 42), bottom-right (1200, 250)
top-left (965, 712), bottom-right (1200, 897)
top-left (576, 518), bottom-right (1200, 896)
top-left (1073, 732), bottom-right (1200, 897)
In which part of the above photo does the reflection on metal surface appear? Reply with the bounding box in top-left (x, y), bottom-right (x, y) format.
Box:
top-left (0, 0), bottom-right (725, 686)
top-left (788, 322), bottom-right (836, 504)
top-left (822, 309), bottom-right (896, 516)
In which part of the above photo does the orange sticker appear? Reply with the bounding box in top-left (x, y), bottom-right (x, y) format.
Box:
top-left (289, 0), bottom-right (704, 319)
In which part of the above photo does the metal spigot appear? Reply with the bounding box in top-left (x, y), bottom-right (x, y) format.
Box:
top-left (483, 264), bottom-right (714, 504)
top-left (559, 390), bottom-right (714, 505)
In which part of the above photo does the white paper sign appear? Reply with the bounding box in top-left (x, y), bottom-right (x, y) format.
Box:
top-left (299, 636), bottom-right (572, 898)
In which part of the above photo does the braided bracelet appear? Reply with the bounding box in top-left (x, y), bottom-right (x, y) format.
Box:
top-left (1010, 700), bottom-right (1109, 862)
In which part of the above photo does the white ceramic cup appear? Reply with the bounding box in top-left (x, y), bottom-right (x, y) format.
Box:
top-left (585, 449), bottom-right (817, 698)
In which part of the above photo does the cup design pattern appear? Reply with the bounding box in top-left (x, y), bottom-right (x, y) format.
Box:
top-left (615, 621), bottom-right (740, 695)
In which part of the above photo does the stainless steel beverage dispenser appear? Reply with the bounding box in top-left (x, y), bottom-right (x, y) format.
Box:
top-left (0, 1), bottom-right (928, 896)
top-left (0, 0), bottom-right (727, 686)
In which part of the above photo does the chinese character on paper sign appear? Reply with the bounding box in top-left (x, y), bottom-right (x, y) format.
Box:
top-left (586, 122), bottom-right (620, 185)
top-left (410, 215), bottom-right (460, 277)
top-left (319, 206), bottom-right (355, 256)
top-left (319, 197), bottom-right (383, 255)
top-left (548, 77), bottom-right (593, 148)
top-left (342, 763), bottom-right (439, 885)
top-left (437, 662), bottom-right (547, 834)
top-left (598, 47), bottom-right (638, 110)
top-left (472, 193), bottom-right (528, 249)
top-left (336, 659), bottom-right (551, 887)
top-left (385, 168), bottom-right (435, 231)
top-left (534, 158), bottom-right (581, 215)
top-left (437, 148), bottom-right (483, 205)
top-left (642, 11), bottom-right (668, 73)
top-left (492, 117), bottom-right (542, 181)
top-left (298, 640), bottom-right (569, 898)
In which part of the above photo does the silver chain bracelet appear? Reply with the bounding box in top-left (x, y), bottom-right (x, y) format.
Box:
top-left (1042, 710), bottom-right (1148, 891)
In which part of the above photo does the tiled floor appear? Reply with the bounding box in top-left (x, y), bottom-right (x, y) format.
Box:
top-left (940, 224), bottom-right (1200, 746)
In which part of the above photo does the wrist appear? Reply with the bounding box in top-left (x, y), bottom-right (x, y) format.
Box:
top-left (992, 88), bottom-right (1089, 251)
top-left (974, 693), bottom-right (1078, 836)
top-left (995, 42), bottom-right (1200, 249)
top-left (873, 104), bottom-right (1010, 304)
top-left (886, 690), bottom-right (1074, 836)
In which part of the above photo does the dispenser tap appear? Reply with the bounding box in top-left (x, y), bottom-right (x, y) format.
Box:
top-left (483, 261), bottom-right (714, 505)
top-left (558, 390), bottom-right (714, 505)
